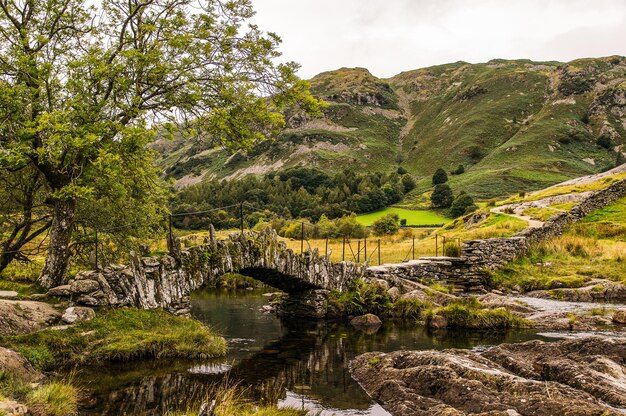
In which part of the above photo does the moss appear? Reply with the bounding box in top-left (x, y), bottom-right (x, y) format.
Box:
top-left (368, 357), bottom-right (381, 366)
top-left (2, 309), bottom-right (227, 370)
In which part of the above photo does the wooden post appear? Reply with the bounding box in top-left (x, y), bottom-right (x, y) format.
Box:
top-left (301, 222), bottom-right (305, 254)
top-left (357, 240), bottom-right (361, 263)
top-left (325, 238), bottom-right (329, 258)
top-left (435, 235), bottom-right (438, 256)
top-left (442, 236), bottom-right (446, 256)
top-left (378, 239), bottom-right (381, 265)
top-left (364, 239), bottom-right (367, 264)
top-left (412, 236), bottom-right (415, 260)
top-left (94, 230), bottom-right (99, 271)
top-left (342, 236), bottom-right (346, 261)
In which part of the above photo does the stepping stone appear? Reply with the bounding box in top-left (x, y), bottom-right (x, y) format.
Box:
top-left (0, 290), bottom-right (18, 299)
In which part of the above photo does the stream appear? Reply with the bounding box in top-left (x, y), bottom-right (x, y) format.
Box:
top-left (77, 288), bottom-right (555, 415)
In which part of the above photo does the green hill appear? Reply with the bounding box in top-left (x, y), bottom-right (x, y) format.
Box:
top-left (153, 56), bottom-right (626, 200)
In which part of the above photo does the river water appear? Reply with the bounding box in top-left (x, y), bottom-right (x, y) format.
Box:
top-left (78, 288), bottom-right (553, 415)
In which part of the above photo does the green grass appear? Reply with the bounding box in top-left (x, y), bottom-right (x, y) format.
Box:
top-left (27, 382), bottom-right (78, 416)
top-left (2, 309), bottom-right (227, 370)
top-left (356, 207), bottom-right (450, 227)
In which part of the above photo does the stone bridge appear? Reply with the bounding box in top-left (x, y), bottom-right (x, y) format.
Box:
top-left (49, 229), bottom-right (363, 317)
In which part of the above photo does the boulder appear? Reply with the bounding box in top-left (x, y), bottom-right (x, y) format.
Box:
top-left (613, 309), bottom-right (626, 324)
top-left (350, 314), bottom-right (382, 327)
top-left (0, 300), bottom-right (61, 336)
top-left (387, 286), bottom-right (400, 301)
top-left (69, 279), bottom-right (101, 295)
top-left (0, 347), bottom-right (44, 383)
top-left (0, 290), bottom-right (18, 299)
top-left (61, 306), bottom-right (96, 324)
top-left (47, 284), bottom-right (72, 297)
top-left (351, 337), bottom-right (626, 416)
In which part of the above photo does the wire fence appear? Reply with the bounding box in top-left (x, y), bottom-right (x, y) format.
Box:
top-left (1, 202), bottom-right (465, 269)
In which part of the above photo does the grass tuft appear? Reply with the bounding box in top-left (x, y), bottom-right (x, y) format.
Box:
top-left (27, 382), bottom-right (78, 416)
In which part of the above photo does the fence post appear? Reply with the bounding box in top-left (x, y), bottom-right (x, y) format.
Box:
top-left (94, 230), bottom-right (99, 271)
top-left (301, 222), bottom-right (305, 254)
top-left (357, 240), bottom-right (361, 263)
top-left (364, 239), bottom-right (367, 264)
top-left (435, 235), bottom-right (438, 256)
top-left (240, 203), bottom-right (244, 235)
top-left (412, 236), bottom-right (415, 260)
top-left (378, 239), bottom-right (381, 265)
top-left (342, 236), bottom-right (345, 262)
top-left (325, 238), bottom-right (328, 258)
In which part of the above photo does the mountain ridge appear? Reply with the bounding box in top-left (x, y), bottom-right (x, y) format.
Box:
top-left (153, 56), bottom-right (626, 200)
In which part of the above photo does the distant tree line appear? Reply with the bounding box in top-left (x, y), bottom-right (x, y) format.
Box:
top-left (171, 168), bottom-right (417, 230)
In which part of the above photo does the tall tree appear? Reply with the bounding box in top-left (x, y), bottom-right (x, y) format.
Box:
top-left (0, 0), bottom-right (321, 287)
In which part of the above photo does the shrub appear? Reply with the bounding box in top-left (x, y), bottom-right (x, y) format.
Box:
top-left (449, 192), bottom-right (476, 218)
top-left (397, 166), bottom-right (407, 175)
top-left (467, 146), bottom-right (485, 162)
top-left (443, 242), bottom-right (460, 257)
top-left (400, 218), bottom-right (407, 227)
top-left (335, 214), bottom-right (369, 238)
top-left (432, 168), bottom-right (448, 185)
top-left (596, 135), bottom-right (614, 150)
top-left (327, 279), bottom-right (392, 316)
top-left (372, 213), bottom-right (400, 236)
top-left (401, 174), bottom-right (416, 192)
top-left (431, 184), bottom-right (454, 208)
top-left (451, 164), bottom-right (465, 175)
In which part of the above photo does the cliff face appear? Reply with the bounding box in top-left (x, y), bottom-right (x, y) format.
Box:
top-left (154, 56), bottom-right (626, 199)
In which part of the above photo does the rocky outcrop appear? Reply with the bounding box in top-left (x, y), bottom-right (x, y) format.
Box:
top-left (351, 337), bottom-right (626, 416)
top-left (613, 309), bottom-right (626, 324)
top-left (0, 300), bottom-right (60, 336)
top-left (526, 279), bottom-right (626, 302)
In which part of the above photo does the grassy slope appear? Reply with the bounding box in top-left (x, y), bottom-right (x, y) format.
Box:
top-left (154, 57), bottom-right (626, 200)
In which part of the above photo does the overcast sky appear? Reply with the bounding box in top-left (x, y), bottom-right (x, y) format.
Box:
top-left (251, 0), bottom-right (626, 79)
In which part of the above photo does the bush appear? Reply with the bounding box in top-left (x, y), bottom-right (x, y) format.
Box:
top-left (400, 218), bottom-right (407, 227)
top-left (431, 184), bottom-right (454, 208)
top-left (396, 166), bottom-right (407, 175)
top-left (451, 164), bottom-right (465, 175)
top-left (372, 213), bottom-right (400, 236)
top-left (335, 214), bottom-right (369, 238)
top-left (432, 168), bottom-right (448, 185)
top-left (596, 135), bottom-right (614, 150)
top-left (449, 192), bottom-right (476, 218)
top-left (401, 174), bottom-right (416, 192)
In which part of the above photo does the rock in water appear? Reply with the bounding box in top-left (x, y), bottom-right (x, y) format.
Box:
top-left (62, 306), bottom-right (96, 324)
top-left (350, 314), bottom-right (382, 327)
top-left (350, 337), bottom-right (625, 416)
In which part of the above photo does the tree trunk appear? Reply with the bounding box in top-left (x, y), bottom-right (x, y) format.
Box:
top-left (38, 199), bottom-right (76, 289)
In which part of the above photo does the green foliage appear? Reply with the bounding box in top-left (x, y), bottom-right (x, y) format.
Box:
top-left (356, 207), bottom-right (450, 227)
top-left (397, 166), bottom-right (408, 175)
top-left (432, 168), bottom-right (448, 185)
top-left (3, 309), bottom-right (226, 370)
top-left (449, 192), bottom-right (477, 218)
top-left (451, 165), bottom-right (465, 175)
top-left (431, 184), bottom-right (454, 208)
top-left (327, 279), bottom-right (392, 316)
top-left (401, 174), bottom-right (417, 193)
top-left (596, 135), bottom-right (615, 150)
top-left (372, 213), bottom-right (400, 236)
top-left (390, 298), bottom-right (431, 320)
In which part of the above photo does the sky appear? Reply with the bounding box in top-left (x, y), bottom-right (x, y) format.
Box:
top-left (251, 0), bottom-right (626, 79)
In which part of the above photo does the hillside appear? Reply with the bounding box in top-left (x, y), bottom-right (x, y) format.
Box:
top-left (153, 56), bottom-right (626, 199)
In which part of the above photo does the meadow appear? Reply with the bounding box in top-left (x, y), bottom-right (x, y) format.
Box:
top-left (355, 207), bottom-right (450, 227)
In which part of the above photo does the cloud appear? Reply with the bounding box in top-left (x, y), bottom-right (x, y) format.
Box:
top-left (251, 0), bottom-right (626, 78)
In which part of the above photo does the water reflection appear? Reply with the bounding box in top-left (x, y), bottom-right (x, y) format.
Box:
top-left (78, 288), bottom-right (551, 415)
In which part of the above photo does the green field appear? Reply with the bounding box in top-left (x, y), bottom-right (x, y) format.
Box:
top-left (356, 207), bottom-right (451, 227)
